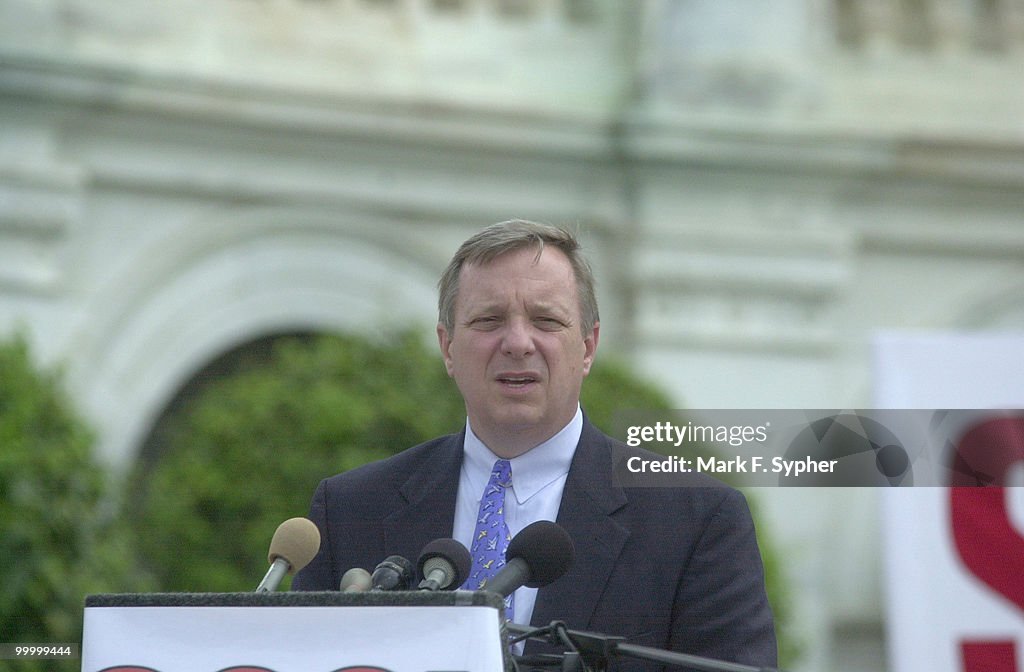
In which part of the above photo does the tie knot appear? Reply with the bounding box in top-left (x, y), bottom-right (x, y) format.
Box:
top-left (490, 459), bottom-right (512, 488)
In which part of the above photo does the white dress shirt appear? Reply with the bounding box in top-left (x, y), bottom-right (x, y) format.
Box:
top-left (453, 406), bottom-right (582, 628)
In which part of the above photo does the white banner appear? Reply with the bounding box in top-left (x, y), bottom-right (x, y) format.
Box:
top-left (874, 333), bottom-right (1024, 672)
top-left (82, 604), bottom-right (505, 672)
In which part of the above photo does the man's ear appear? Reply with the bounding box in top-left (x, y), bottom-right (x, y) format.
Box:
top-left (437, 322), bottom-right (455, 377)
top-left (581, 321), bottom-right (600, 376)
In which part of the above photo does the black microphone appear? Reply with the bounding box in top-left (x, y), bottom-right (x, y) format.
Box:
top-left (417, 538), bottom-right (471, 591)
top-left (255, 517), bottom-right (321, 592)
top-left (371, 555), bottom-right (414, 591)
top-left (484, 520), bottom-right (574, 598)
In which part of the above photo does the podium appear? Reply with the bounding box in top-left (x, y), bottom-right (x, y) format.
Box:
top-left (83, 591), bottom-right (509, 672)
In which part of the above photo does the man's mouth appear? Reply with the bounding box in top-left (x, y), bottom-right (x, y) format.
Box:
top-left (497, 375), bottom-right (538, 388)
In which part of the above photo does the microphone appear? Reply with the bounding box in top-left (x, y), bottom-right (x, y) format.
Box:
top-left (255, 517), bottom-right (321, 592)
top-left (484, 520), bottom-right (574, 598)
top-left (340, 567), bottom-right (372, 593)
top-left (370, 555), bottom-right (414, 591)
top-left (417, 538), bottom-right (471, 591)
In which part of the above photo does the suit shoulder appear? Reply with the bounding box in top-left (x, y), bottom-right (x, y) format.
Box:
top-left (317, 432), bottom-right (461, 493)
top-left (601, 431), bottom-right (734, 488)
top-left (595, 429), bottom-right (748, 515)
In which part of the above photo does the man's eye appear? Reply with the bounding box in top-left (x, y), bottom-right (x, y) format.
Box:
top-left (536, 317), bottom-right (565, 330)
top-left (471, 316), bottom-right (500, 328)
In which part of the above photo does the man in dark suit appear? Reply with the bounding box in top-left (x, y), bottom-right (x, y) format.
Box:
top-left (293, 220), bottom-right (777, 670)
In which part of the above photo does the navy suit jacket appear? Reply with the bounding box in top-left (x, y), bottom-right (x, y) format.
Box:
top-left (293, 419), bottom-right (777, 670)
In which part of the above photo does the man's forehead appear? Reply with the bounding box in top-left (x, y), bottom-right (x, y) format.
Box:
top-left (461, 245), bottom-right (571, 277)
top-left (455, 249), bottom-right (577, 310)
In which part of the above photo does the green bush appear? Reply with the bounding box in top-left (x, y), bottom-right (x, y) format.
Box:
top-left (129, 331), bottom-right (466, 592)
top-left (130, 330), bottom-right (794, 663)
top-left (0, 335), bottom-right (147, 672)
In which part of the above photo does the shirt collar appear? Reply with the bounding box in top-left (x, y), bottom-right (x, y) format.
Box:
top-left (463, 406), bottom-right (583, 505)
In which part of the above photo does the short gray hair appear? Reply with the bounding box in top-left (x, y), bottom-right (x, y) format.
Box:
top-left (437, 220), bottom-right (599, 335)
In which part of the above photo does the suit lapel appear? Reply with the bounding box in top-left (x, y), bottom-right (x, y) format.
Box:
top-left (378, 424), bottom-right (629, 639)
top-left (383, 432), bottom-right (464, 563)
top-left (530, 421), bottom-right (629, 633)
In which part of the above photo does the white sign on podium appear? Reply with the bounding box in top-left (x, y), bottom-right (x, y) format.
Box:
top-left (82, 591), bottom-right (508, 672)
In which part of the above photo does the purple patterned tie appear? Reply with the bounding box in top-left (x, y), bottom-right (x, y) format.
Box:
top-left (464, 459), bottom-right (514, 618)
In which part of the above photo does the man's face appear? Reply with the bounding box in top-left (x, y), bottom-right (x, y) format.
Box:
top-left (437, 246), bottom-right (599, 457)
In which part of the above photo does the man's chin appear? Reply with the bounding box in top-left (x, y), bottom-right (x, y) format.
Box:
top-left (472, 410), bottom-right (573, 457)
top-left (492, 414), bottom-right (545, 434)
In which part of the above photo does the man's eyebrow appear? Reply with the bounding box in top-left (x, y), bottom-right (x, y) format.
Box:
top-left (460, 299), bottom-right (572, 317)
top-left (528, 301), bottom-right (571, 315)
top-left (463, 302), bottom-right (504, 315)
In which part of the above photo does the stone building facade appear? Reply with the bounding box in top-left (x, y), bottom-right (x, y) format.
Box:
top-left (2, 1), bottom-right (1023, 669)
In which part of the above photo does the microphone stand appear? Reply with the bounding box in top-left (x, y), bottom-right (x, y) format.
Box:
top-left (506, 622), bottom-right (783, 672)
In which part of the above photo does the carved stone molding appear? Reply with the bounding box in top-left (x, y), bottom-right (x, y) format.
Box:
top-left (0, 162), bottom-right (80, 294)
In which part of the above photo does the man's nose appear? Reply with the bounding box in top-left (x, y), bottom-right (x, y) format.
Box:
top-left (501, 318), bottom-right (535, 357)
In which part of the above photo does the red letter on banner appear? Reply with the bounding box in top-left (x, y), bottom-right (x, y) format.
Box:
top-left (961, 641), bottom-right (1016, 672)
top-left (949, 415), bottom-right (1024, 672)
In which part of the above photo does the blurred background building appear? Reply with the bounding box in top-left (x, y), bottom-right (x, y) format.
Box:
top-left (1, 1), bottom-right (1023, 670)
